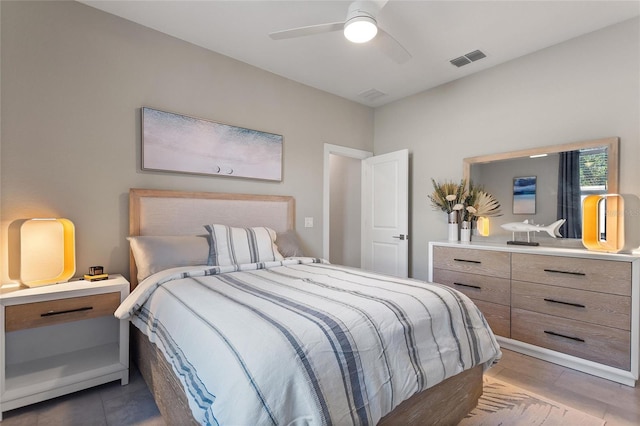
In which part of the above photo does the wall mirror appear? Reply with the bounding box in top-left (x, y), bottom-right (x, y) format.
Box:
top-left (463, 137), bottom-right (619, 242)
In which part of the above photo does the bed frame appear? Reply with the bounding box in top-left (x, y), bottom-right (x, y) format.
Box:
top-left (128, 188), bottom-right (483, 424)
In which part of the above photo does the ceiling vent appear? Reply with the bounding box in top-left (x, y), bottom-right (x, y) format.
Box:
top-left (358, 88), bottom-right (387, 102)
top-left (450, 49), bottom-right (487, 68)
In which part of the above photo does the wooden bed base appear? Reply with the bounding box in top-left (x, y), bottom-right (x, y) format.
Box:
top-left (132, 326), bottom-right (482, 425)
top-left (132, 326), bottom-right (199, 426)
top-left (128, 188), bottom-right (484, 424)
top-left (378, 366), bottom-right (482, 425)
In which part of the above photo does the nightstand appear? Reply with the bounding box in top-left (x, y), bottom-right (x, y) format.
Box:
top-left (0, 275), bottom-right (130, 420)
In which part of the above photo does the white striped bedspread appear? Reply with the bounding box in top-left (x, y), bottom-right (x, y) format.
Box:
top-left (115, 258), bottom-right (501, 426)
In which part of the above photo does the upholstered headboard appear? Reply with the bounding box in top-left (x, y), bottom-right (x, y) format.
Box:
top-left (128, 188), bottom-right (295, 288)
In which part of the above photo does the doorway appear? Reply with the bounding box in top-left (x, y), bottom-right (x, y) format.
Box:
top-left (323, 144), bottom-right (372, 266)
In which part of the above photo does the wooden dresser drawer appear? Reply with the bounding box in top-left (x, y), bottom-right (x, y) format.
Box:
top-left (512, 308), bottom-right (630, 370)
top-left (512, 253), bottom-right (631, 296)
top-left (432, 246), bottom-right (510, 279)
top-left (512, 280), bottom-right (630, 330)
top-left (474, 299), bottom-right (510, 338)
top-left (433, 268), bottom-right (510, 306)
top-left (5, 292), bottom-right (121, 332)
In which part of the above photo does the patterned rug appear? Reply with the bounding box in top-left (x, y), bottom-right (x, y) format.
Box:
top-left (460, 376), bottom-right (606, 425)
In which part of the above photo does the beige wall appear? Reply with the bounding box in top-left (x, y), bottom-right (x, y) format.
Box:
top-left (375, 17), bottom-right (640, 280)
top-left (0, 1), bottom-right (374, 283)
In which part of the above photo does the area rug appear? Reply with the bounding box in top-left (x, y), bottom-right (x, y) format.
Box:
top-left (459, 376), bottom-right (606, 425)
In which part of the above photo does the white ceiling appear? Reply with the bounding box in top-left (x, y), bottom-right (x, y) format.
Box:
top-left (80, 0), bottom-right (640, 107)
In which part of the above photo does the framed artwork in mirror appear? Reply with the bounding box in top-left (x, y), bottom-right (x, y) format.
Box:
top-left (513, 176), bottom-right (536, 214)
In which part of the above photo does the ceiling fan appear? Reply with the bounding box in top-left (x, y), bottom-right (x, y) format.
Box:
top-left (268, 0), bottom-right (411, 64)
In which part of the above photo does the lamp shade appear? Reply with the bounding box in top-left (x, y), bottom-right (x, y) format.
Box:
top-left (8, 218), bottom-right (76, 287)
top-left (344, 16), bottom-right (378, 43)
top-left (582, 194), bottom-right (640, 253)
top-left (477, 217), bottom-right (490, 236)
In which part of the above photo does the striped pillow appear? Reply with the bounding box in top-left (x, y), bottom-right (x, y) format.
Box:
top-left (204, 224), bottom-right (284, 266)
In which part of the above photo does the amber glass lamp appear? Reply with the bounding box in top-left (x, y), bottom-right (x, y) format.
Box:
top-left (476, 217), bottom-right (490, 236)
top-left (582, 194), bottom-right (640, 253)
top-left (8, 218), bottom-right (76, 287)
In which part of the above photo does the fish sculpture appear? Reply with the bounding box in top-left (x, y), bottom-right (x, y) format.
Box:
top-left (501, 219), bottom-right (566, 238)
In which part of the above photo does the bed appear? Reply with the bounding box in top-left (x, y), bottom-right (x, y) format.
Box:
top-left (119, 188), bottom-right (501, 425)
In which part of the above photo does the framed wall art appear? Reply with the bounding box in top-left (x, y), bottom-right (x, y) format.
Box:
top-left (513, 176), bottom-right (537, 214)
top-left (142, 107), bottom-right (283, 181)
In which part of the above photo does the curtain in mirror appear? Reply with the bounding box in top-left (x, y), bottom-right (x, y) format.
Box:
top-left (557, 151), bottom-right (581, 238)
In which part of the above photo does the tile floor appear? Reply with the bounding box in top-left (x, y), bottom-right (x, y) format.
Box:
top-left (2, 348), bottom-right (640, 425)
top-left (0, 366), bottom-right (164, 426)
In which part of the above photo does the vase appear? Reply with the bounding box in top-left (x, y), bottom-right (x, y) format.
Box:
top-left (448, 212), bottom-right (458, 241)
top-left (472, 219), bottom-right (479, 236)
top-left (461, 220), bottom-right (471, 242)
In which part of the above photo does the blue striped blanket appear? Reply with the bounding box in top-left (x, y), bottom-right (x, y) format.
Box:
top-left (115, 259), bottom-right (501, 425)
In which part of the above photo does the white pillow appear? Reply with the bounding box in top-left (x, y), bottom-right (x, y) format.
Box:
top-left (204, 224), bottom-right (284, 266)
top-left (128, 235), bottom-right (210, 282)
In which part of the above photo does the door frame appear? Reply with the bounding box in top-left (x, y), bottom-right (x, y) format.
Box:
top-left (323, 144), bottom-right (372, 260)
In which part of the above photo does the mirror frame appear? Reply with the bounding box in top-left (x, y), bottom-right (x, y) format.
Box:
top-left (463, 136), bottom-right (619, 195)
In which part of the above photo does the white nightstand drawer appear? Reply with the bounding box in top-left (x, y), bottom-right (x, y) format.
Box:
top-left (5, 292), bottom-right (120, 332)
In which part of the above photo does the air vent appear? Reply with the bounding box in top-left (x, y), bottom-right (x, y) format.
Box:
top-left (465, 50), bottom-right (486, 62)
top-left (450, 49), bottom-right (487, 67)
top-left (450, 56), bottom-right (471, 67)
top-left (358, 88), bottom-right (387, 102)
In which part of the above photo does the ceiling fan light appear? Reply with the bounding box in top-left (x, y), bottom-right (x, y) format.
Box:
top-left (344, 16), bottom-right (377, 43)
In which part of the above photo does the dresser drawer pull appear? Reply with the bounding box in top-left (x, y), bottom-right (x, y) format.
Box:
top-left (543, 269), bottom-right (586, 276)
top-left (453, 258), bottom-right (481, 264)
top-left (454, 282), bottom-right (482, 290)
top-left (543, 298), bottom-right (586, 309)
top-left (41, 306), bottom-right (93, 317)
top-left (544, 330), bottom-right (585, 342)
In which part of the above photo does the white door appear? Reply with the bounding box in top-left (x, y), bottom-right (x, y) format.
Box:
top-left (361, 149), bottom-right (409, 277)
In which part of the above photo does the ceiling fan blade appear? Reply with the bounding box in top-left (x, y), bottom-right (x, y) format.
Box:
top-left (269, 22), bottom-right (344, 40)
top-left (373, 28), bottom-right (411, 64)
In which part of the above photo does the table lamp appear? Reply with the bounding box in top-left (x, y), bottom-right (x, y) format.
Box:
top-left (582, 194), bottom-right (640, 253)
top-left (8, 218), bottom-right (76, 287)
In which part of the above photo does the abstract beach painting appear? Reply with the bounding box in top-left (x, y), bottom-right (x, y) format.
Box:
top-left (142, 107), bottom-right (283, 181)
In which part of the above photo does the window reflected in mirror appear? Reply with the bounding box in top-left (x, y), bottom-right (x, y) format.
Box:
top-left (579, 147), bottom-right (609, 240)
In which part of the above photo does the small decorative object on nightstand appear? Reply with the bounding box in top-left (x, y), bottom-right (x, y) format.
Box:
top-left (0, 275), bottom-right (130, 420)
top-left (84, 265), bottom-right (109, 282)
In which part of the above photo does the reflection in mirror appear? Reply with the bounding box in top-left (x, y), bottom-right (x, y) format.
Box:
top-left (463, 137), bottom-right (619, 242)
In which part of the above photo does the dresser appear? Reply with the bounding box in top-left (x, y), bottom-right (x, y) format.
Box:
top-left (429, 241), bottom-right (639, 386)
